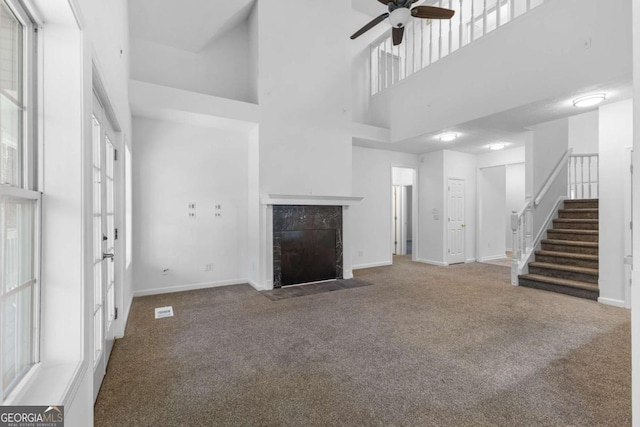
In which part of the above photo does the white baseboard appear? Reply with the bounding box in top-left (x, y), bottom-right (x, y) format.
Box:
top-left (416, 258), bottom-right (448, 266)
top-left (479, 255), bottom-right (507, 262)
top-left (352, 261), bottom-right (392, 270)
top-left (598, 297), bottom-right (629, 309)
top-left (248, 280), bottom-right (271, 291)
top-left (343, 270), bottom-right (354, 279)
top-left (133, 278), bottom-right (247, 297)
top-left (465, 258), bottom-right (477, 263)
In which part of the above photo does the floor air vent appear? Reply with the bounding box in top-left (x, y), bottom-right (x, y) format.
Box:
top-left (154, 306), bottom-right (174, 319)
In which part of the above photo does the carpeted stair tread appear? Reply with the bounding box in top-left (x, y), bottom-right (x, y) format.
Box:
top-left (547, 229), bottom-right (598, 236)
top-left (541, 239), bottom-right (598, 248)
top-left (559, 209), bottom-right (598, 213)
top-left (553, 218), bottom-right (598, 223)
top-left (519, 274), bottom-right (599, 291)
top-left (528, 262), bottom-right (598, 276)
top-left (535, 250), bottom-right (598, 261)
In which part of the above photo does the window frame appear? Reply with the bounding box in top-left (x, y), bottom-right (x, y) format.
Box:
top-left (0, 0), bottom-right (40, 402)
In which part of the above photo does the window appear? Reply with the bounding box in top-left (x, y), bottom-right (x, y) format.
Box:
top-left (0, 0), bottom-right (38, 401)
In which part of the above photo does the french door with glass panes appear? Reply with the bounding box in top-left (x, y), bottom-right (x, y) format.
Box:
top-left (92, 92), bottom-right (118, 400)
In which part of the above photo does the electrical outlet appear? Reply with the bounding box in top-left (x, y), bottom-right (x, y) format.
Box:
top-left (358, 251), bottom-right (363, 257)
top-left (205, 263), bottom-right (214, 271)
top-left (215, 212), bottom-right (222, 218)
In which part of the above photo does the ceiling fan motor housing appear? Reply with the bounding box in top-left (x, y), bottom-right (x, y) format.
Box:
top-left (389, 8), bottom-right (411, 28)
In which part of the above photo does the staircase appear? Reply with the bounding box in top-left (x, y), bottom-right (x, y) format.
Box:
top-left (518, 199), bottom-right (599, 300)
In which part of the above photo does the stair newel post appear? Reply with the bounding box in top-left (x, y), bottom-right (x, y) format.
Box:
top-left (511, 210), bottom-right (519, 285)
top-left (524, 199), bottom-right (533, 253)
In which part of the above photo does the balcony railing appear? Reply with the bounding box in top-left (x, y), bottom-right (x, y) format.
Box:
top-left (370, 0), bottom-right (549, 94)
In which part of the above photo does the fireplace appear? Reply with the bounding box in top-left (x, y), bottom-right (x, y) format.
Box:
top-left (273, 205), bottom-right (343, 288)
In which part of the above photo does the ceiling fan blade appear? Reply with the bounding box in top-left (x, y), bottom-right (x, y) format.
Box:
top-left (411, 6), bottom-right (455, 19)
top-left (392, 27), bottom-right (404, 46)
top-left (350, 13), bottom-right (390, 40)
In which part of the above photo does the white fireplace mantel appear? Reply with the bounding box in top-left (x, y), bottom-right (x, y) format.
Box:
top-left (260, 194), bottom-right (364, 206)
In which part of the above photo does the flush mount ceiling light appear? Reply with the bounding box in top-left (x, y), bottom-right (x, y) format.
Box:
top-left (572, 93), bottom-right (606, 108)
top-left (488, 143), bottom-right (506, 150)
top-left (439, 132), bottom-right (458, 142)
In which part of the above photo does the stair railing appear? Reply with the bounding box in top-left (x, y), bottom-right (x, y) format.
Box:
top-left (510, 198), bottom-right (533, 285)
top-left (568, 153), bottom-right (599, 199)
top-left (510, 148), bottom-right (573, 285)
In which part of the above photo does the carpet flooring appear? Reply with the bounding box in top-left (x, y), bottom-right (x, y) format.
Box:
top-left (94, 256), bottom-right (630, 426)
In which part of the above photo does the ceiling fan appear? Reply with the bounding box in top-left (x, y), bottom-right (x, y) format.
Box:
top-left (351, 0), bottom-right (455, 46)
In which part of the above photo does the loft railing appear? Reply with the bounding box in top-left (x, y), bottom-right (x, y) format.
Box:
top-left (568, 154), bottom-right (598, 199)
top-left (370, 0), bottom-right (550, 94)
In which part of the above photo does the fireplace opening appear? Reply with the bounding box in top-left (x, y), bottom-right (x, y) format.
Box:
top-left (281, 229), bottom-right (337, 286)
top-left (273, 205), bottom-right (343, 288)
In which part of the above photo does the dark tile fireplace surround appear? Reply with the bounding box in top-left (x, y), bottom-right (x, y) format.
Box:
top-left (273, 205), bottom-right (343, 288)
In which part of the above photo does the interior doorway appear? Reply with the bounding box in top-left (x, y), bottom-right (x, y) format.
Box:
top-left (392, 167), bottom-right (416, 256)
top-left (478, 163), bottom-right (525, 264)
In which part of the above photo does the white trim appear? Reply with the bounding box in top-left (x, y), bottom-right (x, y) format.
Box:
top-left (479, 255), bottom-right (507, 262)
top-left (261, 194), bottom-right (364, 206)
top-left (465, 258), bottom-right (477, 263)
top-left (248, 280), bottom-right (270, 292)
top-left (133, 279), bottom-right (248, 297)
top-left (352, 261), bottom-right (392, 270)
top-left (598, 297), bottom-right (628, 309)
top-left (343, 269), bottom-right (354, 279)
top-left (3, 360), bottom-right (85, 406)
top-left (65, 0), bottom-right (84, 29)
top-left (0, 187), bottom-right (41, 199)
top-left (416, 258), bottom-right (448, 266)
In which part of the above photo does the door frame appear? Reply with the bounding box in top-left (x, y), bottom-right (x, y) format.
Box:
top-left (91, 63), bottom-right (125, 401)
top-left (446, 176), bottom-right (466, 264)
top-left (390, 165), bottom-right (418, 262)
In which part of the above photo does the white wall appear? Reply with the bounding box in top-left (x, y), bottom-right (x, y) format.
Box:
top-left (392, 167), bottom-right (414, 186)
top-left (256, 0), bottom-right (351, 197)
top-left (528, 118), bottom-right (569, 236)
top-left (505, 163), bottom-right (526, 250)
top-left (569, 110), bottom-right (599, 154)
top-left (352, 147), bottom-right (418, 268)
top-left (631, 0), bottom-right (640, 419)
top-left (479, 166), bottom-right (506, 260)
top-left (418, 151), bottom-right (444, 264)
top-left (358, 0), bottom-right (632, 141)
top-left (477, 146), bottom-right (525, 169)
top-left (132, 117), bottom-right (249, 295)
top-left (130, 21), bottom-right (256, 103)
top-left (598, 99), bottom-right (633, 306)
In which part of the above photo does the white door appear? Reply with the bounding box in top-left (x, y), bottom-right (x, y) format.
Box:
top-left (447, 178), bottom-right (465, 264)
top-left (92, 92), bottom-right (118, 400)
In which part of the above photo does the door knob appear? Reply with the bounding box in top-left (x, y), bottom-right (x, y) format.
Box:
top-left (103, 253), bottom-right (115, 260)
top-left (461, 224), bottom-right (466, 227)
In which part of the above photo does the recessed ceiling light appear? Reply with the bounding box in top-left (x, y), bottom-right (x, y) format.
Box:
top-left (489, 143), bottom-right (506, 150)
top-left (572, 93), bottom-right (606, 108)
top-left (439, 132), bottom-right (458, 142)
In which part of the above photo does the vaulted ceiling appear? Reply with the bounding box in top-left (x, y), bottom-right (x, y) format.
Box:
top-left (128, 0), bottom-right (255, 52)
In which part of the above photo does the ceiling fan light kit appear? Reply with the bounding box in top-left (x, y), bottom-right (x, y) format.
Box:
top-left (389, 8), bottom-right (411, 28)
top-left (350, 0), bottom-right (455, 46)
